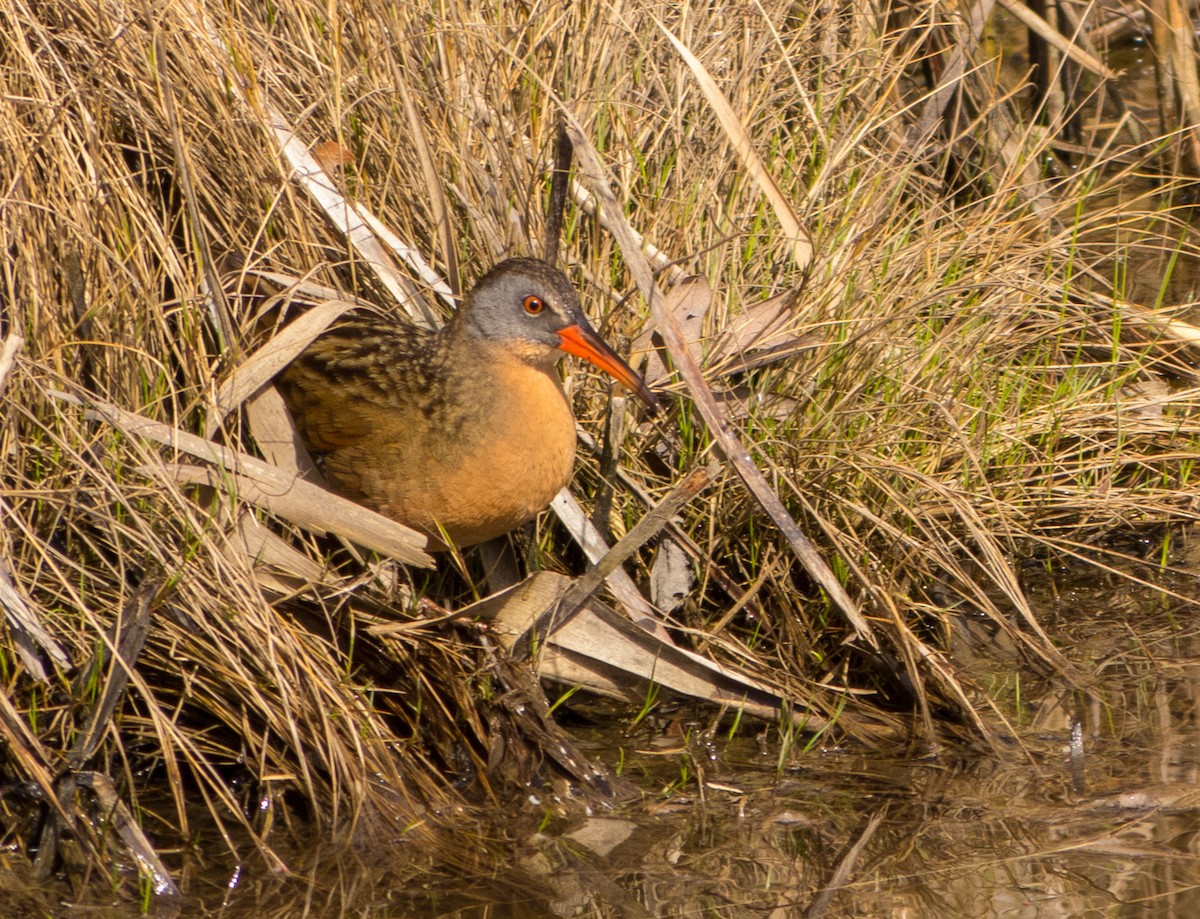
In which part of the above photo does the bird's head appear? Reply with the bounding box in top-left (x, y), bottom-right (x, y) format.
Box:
top-left (461, 257), bottom-right (661, 410)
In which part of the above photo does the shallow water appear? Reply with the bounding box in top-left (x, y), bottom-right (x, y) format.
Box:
top-left (422, 593), bottom-right (1200, 919)
top-left (19, 565), bottom-right (1196, 919)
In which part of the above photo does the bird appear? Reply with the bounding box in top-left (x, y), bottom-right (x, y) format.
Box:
top-left (276, 257), bottom-right (660, 551)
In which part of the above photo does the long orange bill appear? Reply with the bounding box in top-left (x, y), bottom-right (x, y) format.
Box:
top-left (557, 324), bottom-right (662, 412)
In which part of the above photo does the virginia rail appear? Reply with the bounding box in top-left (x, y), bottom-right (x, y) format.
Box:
top-left (277, 257), bottom-right (660, 550)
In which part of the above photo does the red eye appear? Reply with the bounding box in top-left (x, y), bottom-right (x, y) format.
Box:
top-left (523, 295), bottom-right (545, 315)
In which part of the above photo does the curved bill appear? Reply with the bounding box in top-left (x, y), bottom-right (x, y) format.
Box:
top-left (557, 324), bottom-right (662, 412)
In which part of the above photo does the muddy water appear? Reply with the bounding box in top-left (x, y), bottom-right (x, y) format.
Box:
top-left (91, 565), bottom-right (1196, 918)
top-left (466, 533), bottom-right (1200, 916)
top-left (197, 622), bottom-right (1200, 917)
top-left (412, 582), bottom-right (1200, 918)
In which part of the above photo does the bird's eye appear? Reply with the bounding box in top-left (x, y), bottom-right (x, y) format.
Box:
top-left (523, 295), bottom-right (545, 315)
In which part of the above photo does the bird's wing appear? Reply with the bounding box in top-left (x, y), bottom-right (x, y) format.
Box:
top-left (276, 318), bottom-right (432, 452)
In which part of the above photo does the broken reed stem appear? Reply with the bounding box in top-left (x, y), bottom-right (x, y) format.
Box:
top-left (512, 462), bottom-right (717, 660)
top-left (69, 573), bottom-right (160, 768)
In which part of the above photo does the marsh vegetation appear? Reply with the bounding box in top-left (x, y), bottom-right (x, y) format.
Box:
top-left (3, 0), bottom-right (1200, 914)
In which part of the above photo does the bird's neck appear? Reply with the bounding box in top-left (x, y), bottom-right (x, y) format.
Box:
top-left (424, 334), bottom-right (568, 456)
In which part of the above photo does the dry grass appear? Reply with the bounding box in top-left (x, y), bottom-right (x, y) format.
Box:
top-left (3, 0), bottom-right (1200, 901)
